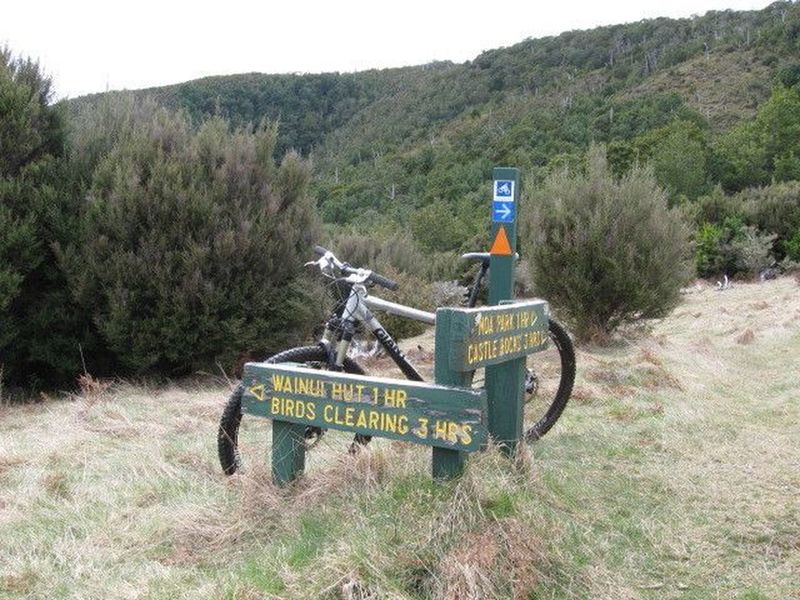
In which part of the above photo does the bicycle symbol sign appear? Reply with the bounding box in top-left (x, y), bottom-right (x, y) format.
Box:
top-left (493, 179), bottom-right (514, 202)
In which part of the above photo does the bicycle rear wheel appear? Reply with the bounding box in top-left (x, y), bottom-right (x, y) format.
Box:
top-left (217, 346), bottom-right (366, 475)
top-left (471, 318), bottom-right (575, 441)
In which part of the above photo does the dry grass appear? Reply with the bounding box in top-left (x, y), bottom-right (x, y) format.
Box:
top-left (1, 277), bottom-right (799, 598)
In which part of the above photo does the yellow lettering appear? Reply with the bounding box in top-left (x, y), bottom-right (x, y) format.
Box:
top-left (383, 388), bottom-right (394, 405)
top-left (345, 407), bottom-right (355, 426)
top-left (271, 374), bottom-right (289, 393)
top-left (477, 315), bottom-right (494, 335)
top-left (356, 410), bottom-right (367, 428)
top-left (383, 413), bottom-right (397, 433)
top-left (306, 402), bottom-right (315, 420)
top-left (369, 411), bottom-right (380, 429)
top-left (323, 404), bottom-right (334, 422)
top-left (434, 419), bottom-right (448, 440)
top-left (447, 422), bottom-right (459, 443)
top-left (415, 417), bottom-right (429, 439)
top-left (271, 397), bottom-right (280, 415)
top-left (397, 415), bottom-right (409, 435)
top-left (461, 425), bottom-right (472, 446)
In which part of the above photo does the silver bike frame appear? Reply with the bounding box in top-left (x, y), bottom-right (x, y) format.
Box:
top-left (339, 284), bottom-right (435, 334)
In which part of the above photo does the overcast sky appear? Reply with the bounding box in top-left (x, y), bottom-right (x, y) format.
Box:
top-left (2, 0), bottom-right (771, 100)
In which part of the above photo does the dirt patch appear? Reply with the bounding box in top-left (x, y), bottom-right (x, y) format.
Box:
top-left (0, 570), bottom-right (38, 594)
top-left (0, 456), bottom-right (26, 478)
top-left (735, 329), bottom-right (756, 345)
top-left (437, 519), bottom-right (545, 600)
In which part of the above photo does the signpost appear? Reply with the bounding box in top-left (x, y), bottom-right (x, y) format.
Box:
top-left (437, 300), bottom-right (549, 373)
top-left (241, 362), bottom-right (488, 484)
top-left (487, 167), bottom-right (525, 456)
top-left (238, 165), bottom-right (546, 485)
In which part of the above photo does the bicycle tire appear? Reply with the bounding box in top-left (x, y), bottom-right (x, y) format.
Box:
top-left (469, 317), bottom-right (576, 442)
top-left (523, 318), bottom-right (576, 441)
top-left (217, 346), bottom-right (366, 475)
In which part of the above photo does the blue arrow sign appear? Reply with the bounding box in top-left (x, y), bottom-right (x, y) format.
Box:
top-left (492, 200), bottom-right (515, 223)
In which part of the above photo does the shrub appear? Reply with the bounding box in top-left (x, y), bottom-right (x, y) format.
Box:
top-left (60, 100), bottom-right (321, 374)
top-left (522, 145), bottom-right (691, 340)
top-left (695, 222), bottom-right (727, 277)
top-left (729, 227), bottom-right (777, 275)
top-left (695, 217), bottom-right (777, 278)
top-left (785, 228), bottom-right (800, 262)
top-left (737, 181), bottom-right (800, 260)
top-left (0, 47), bottom-right (88, 387)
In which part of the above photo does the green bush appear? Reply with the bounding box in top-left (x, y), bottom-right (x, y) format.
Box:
top-left (737, 181), bottom-right (800, 260)
top-left (0, 48), bottom-right (89, 387)
top-left (785, 229), bottom-right (800, 262)
top-left (695, 222), bottom-right (728, 277)
top-left (60, 99), bottom-right (322, 374)
top-left (522, 145), bottom-right (691, 340)
top-left (695, 216), bottom-right (777, 278)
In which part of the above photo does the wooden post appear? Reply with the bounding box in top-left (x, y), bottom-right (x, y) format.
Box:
top-left (272, 420), bottom-right (306, 486)
top-left (432, 309), bottom-right (471, 479)
top-left (487, 167), bottom-right (524, 456)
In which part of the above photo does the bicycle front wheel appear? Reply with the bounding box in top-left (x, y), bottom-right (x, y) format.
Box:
top-left (470, 318), bottom-right (576, 442)
top-left (217, 346), bottom-right (366, 475)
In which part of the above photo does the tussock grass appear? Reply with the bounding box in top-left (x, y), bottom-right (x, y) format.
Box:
top-left (1, 277), bottom-right (799, 598)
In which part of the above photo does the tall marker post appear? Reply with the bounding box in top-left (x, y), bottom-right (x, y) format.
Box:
top-left (486, 167), bottom-right (525, 456)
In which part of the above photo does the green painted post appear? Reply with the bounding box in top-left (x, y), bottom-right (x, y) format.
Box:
top-left (487, 167), bottom-right (525, 456)
top-left (272, 420), bottom-right (306, 486)
top-left (432, 309), bottom-right (471, 479)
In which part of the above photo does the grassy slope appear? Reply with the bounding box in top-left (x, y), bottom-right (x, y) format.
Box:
top-left (1, 277), bottom-right (799, 599)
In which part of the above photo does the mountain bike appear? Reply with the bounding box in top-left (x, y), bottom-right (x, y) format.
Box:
top-left (218, 245), bottom-right (576, 474)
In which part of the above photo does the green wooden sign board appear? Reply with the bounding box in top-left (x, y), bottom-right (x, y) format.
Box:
top-left (241, 362), bottom-right (488, 484)
top-left (242, 363), bottom-right (487, 451)
top-left (438, 299), bottom-right (550, 372)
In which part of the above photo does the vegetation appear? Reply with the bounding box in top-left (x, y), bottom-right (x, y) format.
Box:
top-left (60, 99), bottom-right (322, 374)
top-left (68, 2), bottom-right (800, 280)
top-left (2, 276), bottom-right (798, 597)
top-left (6, 2), bottom-right (800, 384)
top-left (523, 146), bottom-right (691, 339)
top-left (0, 48), bottom-right (87, 387)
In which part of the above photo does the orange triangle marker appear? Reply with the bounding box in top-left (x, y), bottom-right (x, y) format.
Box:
top-left (489, 225), bottom-right (513, 256)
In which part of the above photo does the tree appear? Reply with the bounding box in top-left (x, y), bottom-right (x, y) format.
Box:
top-left (712, 86), bottom-right (800, 191)
top-left (60, 99), bottom-right (322, 374)
top-left (0, 47), bottom-right (85, 387)
top-left (522, 145), bottom-right (691, 340)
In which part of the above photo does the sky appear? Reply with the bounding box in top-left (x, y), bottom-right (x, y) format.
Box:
top-left (2, 0), bottom-right (772, 100)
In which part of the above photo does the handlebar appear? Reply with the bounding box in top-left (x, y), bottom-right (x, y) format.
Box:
top-left (311, 245), bottom-right (399, 291)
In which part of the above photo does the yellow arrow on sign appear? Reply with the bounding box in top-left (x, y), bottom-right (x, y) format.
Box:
top-left (249, 384), bottom-right (267, 401)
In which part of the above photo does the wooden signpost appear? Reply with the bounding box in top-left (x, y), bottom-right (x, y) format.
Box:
top-left (486, 167), bottom-right (527, 455)
top-left (240, 165), bottom-right (545, 485)
top-left (241, 362), bottom-right (488, 484)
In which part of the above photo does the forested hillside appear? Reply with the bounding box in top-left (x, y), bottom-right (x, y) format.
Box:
top-left (72, 1), bottom-right (800, 243)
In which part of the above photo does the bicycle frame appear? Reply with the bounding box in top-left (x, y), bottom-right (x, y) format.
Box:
top-left (319, 256), bottom-right (491, 383)
top-left (319, 284), bottom-right (430, 381)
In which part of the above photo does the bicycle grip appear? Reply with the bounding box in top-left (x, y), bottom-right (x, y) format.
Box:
top-left (313, 245), bottom-right (328, 257)
top-left (369, 272), bottom-right (399, 291)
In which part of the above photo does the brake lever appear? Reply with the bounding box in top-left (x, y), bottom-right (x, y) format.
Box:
top-left (343, 269), bottom-right (372, 284)
top-left (305, 256), bottom-right (336, 278)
